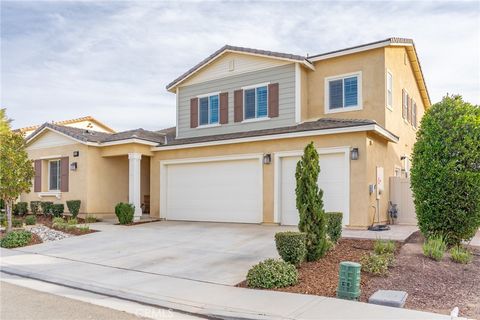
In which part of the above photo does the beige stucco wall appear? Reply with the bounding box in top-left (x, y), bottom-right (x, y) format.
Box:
top-left (150, 132), bottom-right (373, 228)
top-left (305, 48), bottom-right (386, 126)
top-left (20, 143), bottom-right (89, 214)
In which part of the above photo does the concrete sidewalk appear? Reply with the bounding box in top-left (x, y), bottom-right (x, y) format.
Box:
top-left (1, 248), bottom-right (453, 320)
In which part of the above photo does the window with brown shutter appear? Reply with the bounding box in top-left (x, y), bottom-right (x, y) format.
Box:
top-left (60, 157), bottom-right (69, 192)
top-left (234, 89), bottom-right (243, 122)
top-left (219, 92), bottom-right (228, 124)
top-left (190, 98), bottom-right (198, 128)
top-left (412, 100), bottom-right (417, 128)
top-left (34, 160), bottom-right (42, 192)
top-left (407, 97), bottom-right (412, 124)
top-left (402, 89), bottom-right (408, 120)
top-left (268, 83), bottom-right (279, 118)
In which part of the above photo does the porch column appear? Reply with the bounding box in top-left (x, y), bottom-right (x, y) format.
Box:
top-left (128, 153), bottom-right (142, 221)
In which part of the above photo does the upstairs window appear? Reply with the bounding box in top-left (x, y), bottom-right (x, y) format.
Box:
top-left (49, 160), bottom-right (61, 191)
top-left (412, 100), bottom-right (417, 128)
top-left (199, 94), bottom-right (219, 126)
top-left (325, 72), bottom-right (362, 113)
top-left (402, 89), bottom-right (408, 120)
top-left (244, 85), bottom-right (268, 120)
top-left (386, 71), bottom-right (393, 109)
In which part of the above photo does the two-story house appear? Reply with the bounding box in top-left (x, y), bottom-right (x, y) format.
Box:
top-left (20, 38), bottom-right (429, 229)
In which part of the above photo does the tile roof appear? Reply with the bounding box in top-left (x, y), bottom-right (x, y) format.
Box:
top-left (16, 115), bottom-right (116, 133)
top-left (26, 122), bottom-right (166, 145)
top-left (166, 45), bottom-right (310, 90)
top-left (156, 118), bottom-right (395, 147)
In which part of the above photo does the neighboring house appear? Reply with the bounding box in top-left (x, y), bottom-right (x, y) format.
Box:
top-left (17, 116), bottom-right (116, 137)
top-left (20, 38), bottom-right (429, 229)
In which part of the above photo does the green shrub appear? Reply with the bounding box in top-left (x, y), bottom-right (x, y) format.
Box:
top-left (30, 201), bottom-right (41, 215)
top-left (25, 215), bottom-right (36, 225)
top-left (78, 225), bottom-right (90, 232)
top-left (13, 203), bottom-right (19, 215)
top-left (411, 95), bottom-right (480, 246)
top-left (115, 202), bottom-right (134, 225)
top-left (12, 219), bottom-right (23, 228)
top-left (450, 246), bottom-right (473, 264)
top-left (0, 213), bottom-right (6, 227)
top-left (296, 142), bottom-right (328, 261)
top-left (66, 200), bottom-right (81, 218)
top-left (51, 204), bottom-right (64, 217)
top-left (423, 235), bottom-right (447, 261)
top-left (16, 202), bottom-right (28, 215)
top-left (373, 239), bottom-right (396, 255)
top-left (67, 218), bottom-right (78, 225)
top-left (361, 253), bottom-right (389, 275)
top-left (246, 259), bottom-right (298, 289)
top-left (52, 217), bottom-right (64, 225)
top-left (85, 215), bottom-right (98, 223)
top-left (0, 230), bottom-right (32, 248)
top-left (326, 212), bottom-right (343, 243)
top-left (275, 231), bottom-right (306, 266)
top-left (41, 201), bottom-right (53, 215)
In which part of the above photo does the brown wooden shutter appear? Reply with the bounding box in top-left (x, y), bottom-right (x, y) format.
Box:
top-left (234, 89), bottom-right (243, 122)
top-left (60, 157), bottom-right (69, 192)
top-left (219, 92), bottom-right (228, 124)
top-left (401, 89), bottom-right (406, 119)
top-left (268, 83), bottom-right (279, 118)
top-left (34, 160), bottom-right (42, 192)
top-left (190, 98), bottom-right (198, 128)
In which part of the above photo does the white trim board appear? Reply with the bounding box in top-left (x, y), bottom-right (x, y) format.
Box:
top-left (295, 63), bottom-right (301, 123)
top-left (159, 153), bottom-right (264, 222)
top-left (152, 124), bottom-right (398, 151)
top-left (273, 146), bottom-right (351, 225)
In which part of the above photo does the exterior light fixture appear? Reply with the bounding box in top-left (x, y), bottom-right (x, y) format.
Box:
top-left (70, 162), bottom-right (78, 171)
top-left (350, 148), bottom-right (359, 160)
top-left (73, 151), bottom-right (79, 157)
top-left (263, 154), bottom-right (272, 164)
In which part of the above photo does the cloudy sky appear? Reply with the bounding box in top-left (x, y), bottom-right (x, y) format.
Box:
top-left (1, 1), bottom-right (479, 131)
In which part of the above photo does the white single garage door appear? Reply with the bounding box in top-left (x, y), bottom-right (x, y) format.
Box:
top-left (278, 151), bottom-right (349, 226)
top-left (161, 157), bottom-right (262, 223)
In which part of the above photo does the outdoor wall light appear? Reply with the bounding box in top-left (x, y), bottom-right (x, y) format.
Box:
top-left (263, 154), bottom-right (272, 165)
top-left (70, 162), bottom-right (78, 171)
top-left (73, 151), bottom-right (79, 157)
top-left (350, 148), bottom-right (359, 160)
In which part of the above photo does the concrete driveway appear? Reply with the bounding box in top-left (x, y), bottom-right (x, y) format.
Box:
top-left (17, 221), bottom-right (295, 285)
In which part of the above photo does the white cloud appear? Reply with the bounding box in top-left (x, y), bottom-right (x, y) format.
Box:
top-left (1, 1), bottom-right (479, 131)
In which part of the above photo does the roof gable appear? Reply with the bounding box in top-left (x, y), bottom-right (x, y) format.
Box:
top-left (26, 128), bottom-right (80, 150)
top-left (167, 45), bottom-right (313, 91)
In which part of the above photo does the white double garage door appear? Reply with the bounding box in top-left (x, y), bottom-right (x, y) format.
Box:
top-left (160, 148), bottom-right (350, 226)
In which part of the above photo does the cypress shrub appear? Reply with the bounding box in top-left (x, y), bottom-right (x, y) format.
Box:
top-left (295, 142), bottom-right (328, 261)
top-left (30, 201), bottom-right (41, 215)
top-left (41, 201), bottom-right (53, 216)
top-left (51, 204), bottom-right (64, 217)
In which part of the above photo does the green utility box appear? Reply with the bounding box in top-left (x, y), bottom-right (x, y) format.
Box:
top-left (337, 261), bottom-right (361, 300)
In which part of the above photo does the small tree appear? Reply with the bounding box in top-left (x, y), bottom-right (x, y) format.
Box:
top-left (295, 142), bottom-right (328, 261)
top-left (411, 95), bottom-right (480, 245)
top-left (0, 111), bottom-right (35, 232)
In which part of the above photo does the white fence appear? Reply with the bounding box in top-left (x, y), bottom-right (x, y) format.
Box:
top-left (389, 177), bottom-right (417, 225)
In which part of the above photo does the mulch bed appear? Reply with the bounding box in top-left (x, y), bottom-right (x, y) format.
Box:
top-left (238, 233), bottom-right (480, 318)
top-left (361, 232), bottom-right (480, 318)
top-left (237, 239), bottom-right (376, 296)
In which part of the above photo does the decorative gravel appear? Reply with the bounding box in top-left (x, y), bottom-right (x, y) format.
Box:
top-left (26, 225), bottom-right (72, 242)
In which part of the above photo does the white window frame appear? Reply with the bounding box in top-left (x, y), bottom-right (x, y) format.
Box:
top-left (197, 91), bottom-right (221, 128)
top-left (324, 71), bottom-right (362, 114)
top-left (48, 159), bottom-right (61, 191)
top-left (386, 70), bottom-right (393, 111)
top-left (242, 82), bottom-right (270, 121)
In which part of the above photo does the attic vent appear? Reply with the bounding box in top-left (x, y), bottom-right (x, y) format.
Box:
top-left (228, 59), bottom-right (235, 72)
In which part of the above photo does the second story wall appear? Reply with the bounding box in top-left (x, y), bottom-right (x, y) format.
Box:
top-left (177, 63), bottom-right (297, 139)
top-left (305, 48), bottom-right (387, 126)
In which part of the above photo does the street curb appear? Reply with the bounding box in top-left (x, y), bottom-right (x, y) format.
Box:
top-left (0, 266), bottom-right (291, 320)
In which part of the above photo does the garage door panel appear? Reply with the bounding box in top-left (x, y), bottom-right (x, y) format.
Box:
top-left (279, 152), bottom-right (349, 226)
top-left (164, 158), bottom-right (262, 223)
